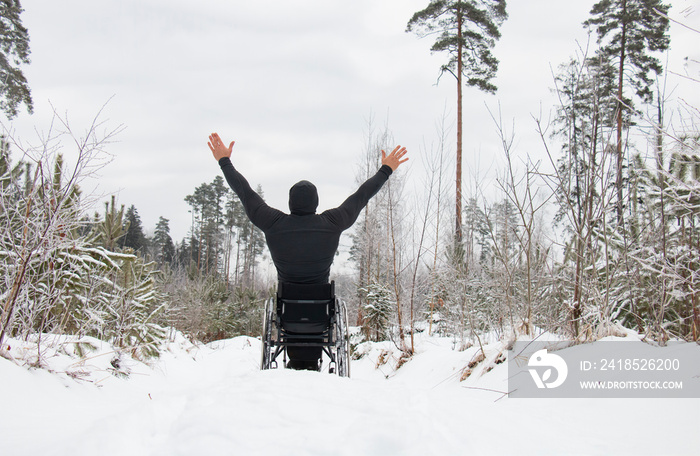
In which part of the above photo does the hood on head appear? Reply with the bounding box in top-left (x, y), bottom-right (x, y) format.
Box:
top-left (289, 180), bottom-right (318, 215)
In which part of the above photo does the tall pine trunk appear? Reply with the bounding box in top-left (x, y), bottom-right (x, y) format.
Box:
top-left (615, 0), bottom-right (627, 225)
top-left (456, 7), bottom-right (464, 244)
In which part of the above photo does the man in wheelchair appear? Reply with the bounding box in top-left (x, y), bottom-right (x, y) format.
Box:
top-left (208, 133), bottom-right (408, 371)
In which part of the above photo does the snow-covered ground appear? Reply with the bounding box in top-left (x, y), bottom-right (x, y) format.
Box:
top-left (1, 330), bottom-right (697, 456)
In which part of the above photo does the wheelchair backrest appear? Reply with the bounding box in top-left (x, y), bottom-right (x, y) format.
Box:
top-left (277, 281), bottom-right (336, 334)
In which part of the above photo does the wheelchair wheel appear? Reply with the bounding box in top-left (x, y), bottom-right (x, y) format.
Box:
top-left (335, 298), bottom-right (351, 378)
top-left (260, 297), bottom-right (275, 370)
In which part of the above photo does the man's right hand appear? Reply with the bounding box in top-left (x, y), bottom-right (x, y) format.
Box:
top-left (208, 133), bottom-right (235, 161)
top-left (381, 145), bottom-right (409, 171)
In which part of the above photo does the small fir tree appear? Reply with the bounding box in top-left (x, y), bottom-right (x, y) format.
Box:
top-left (360, 281), bottom-right (394, 342)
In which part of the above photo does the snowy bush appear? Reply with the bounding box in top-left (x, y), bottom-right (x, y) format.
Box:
top-left (359, 281), bottom-right (394, 342)
top-left (0, 111), bottom-right (168, 359)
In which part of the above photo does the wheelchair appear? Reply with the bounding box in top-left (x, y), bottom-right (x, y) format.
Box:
top-left (260, 281), bottom-right (350, 377)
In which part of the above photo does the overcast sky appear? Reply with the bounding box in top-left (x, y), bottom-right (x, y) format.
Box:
top-left (5, 0), bottom-right (699, 244)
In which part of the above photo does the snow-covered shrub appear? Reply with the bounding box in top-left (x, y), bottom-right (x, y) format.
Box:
top-left (359, 281), bottom-right (394, 342)
top-left (0, 111), bottom-right (168, 358)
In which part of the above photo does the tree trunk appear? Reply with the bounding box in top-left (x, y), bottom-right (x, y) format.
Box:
top-left (456, 7), bottom-right (464, 244)
top-left (615, 0), bottom-right (627, 225)
top-left (387, 182), bottom-right (404, 348)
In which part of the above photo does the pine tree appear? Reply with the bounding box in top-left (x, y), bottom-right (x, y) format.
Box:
top-left (360, 281), bottom-right (394, 342)
top-left (583, 0), bottom-right (670, 223)
top-left (206, 176), bottom-right (228, 275)
top-left (407, 0), bottom-right (507, 243)
top-left (104, 253), bottom-right (167, 359)
top-left (95, 195), bottom-right (128, 251)
top-left (0, 0), bottom-right (33, 119)
top-left (153, 216), bottom-right (175, 267)
top-left (463, 196), bottom-right (488, 264)
top-left (224, 190), bottom-right (245, 283)
top-left (0, 134), bottom-right (24, 200)
top-left (120, 205), bottom-right (148, 252)
top-left (185, 177), bottom-right (229, 275)
top-left (237, 184), bottom-right (265, 285)
top-left (666, 134), bottom-right (700, 340)
top-left (550, 55), bottom-right (612, 337)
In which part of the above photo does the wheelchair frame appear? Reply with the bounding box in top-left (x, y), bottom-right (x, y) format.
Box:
top-left (260, 281), bottom-right (350, 377)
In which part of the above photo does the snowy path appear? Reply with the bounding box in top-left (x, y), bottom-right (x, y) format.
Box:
top-left (2, 335), bottom-right (697, 455)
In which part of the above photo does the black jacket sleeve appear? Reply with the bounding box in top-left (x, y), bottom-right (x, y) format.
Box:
top-left (323, 165), bottom-right (393, 231)
top-left (219, 157), bottom-right (283, 231)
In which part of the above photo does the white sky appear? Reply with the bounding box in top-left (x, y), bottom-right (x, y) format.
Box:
top-left (5, 0), bottom-right (700, 243)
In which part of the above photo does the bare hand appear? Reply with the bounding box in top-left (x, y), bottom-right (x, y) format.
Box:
top-left (208, 133), bottom-right (235, 161)
top-left (381, 145), bottom-right (409, 171)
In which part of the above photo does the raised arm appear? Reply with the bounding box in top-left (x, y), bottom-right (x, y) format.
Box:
top-left (208, 133), bottom-right (283, 231)
top-left (325, 145), bottom-right (409, 230)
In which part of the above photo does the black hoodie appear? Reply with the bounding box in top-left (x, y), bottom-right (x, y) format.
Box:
top-left (219, 157), bottom-right (392, 284)
top-left (288, 180), bottom-right (319, 216)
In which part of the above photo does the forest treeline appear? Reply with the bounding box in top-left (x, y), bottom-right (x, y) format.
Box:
top-left (1, 1), bottom-right (698, 359)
